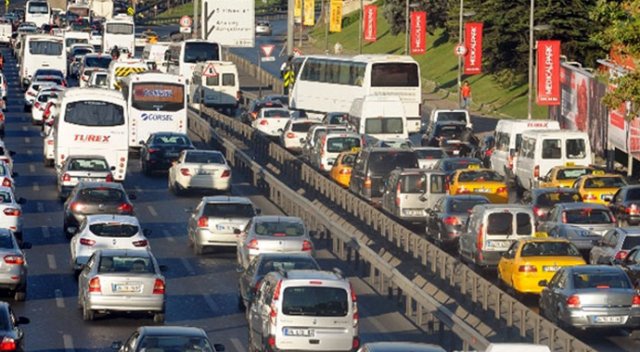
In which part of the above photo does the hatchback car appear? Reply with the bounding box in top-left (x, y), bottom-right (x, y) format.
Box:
top-left (57, 155), bottom-right (114, 199)
top-left (0, 187), bottom-right (25, 241)
top-left (69, 215), bottom-right (151, 271)
top-left (112, 326), bottom-right (225, 352)
top-left (77, 249), bottom-right (165, 322)
top-left (237, 216), bottom-right (314, 269)
top-left (329, 151), bottom-right (357, 188)
top-left (538, 203), bottom-right (616, 237)
top-left (63, 182), bottom-right (136, 237)
top-left (279, 118), bottom-right (321, 152)
top-left (187, 196), bottom-right (258, 255)
top-left (168, 150), bottom-right (231, 195)
top-left (140, 132), bottom-right (195, 175)
top-left (0, 302), bottom-right (29, 352)
top-left (590, 227), bottom-right (640, 265)
top-left (426, 195), bottom-right (490, 247)
top-left (255, 20), bottom-right (272, 35)
top-left (0, 229), bottom-right (30, 301)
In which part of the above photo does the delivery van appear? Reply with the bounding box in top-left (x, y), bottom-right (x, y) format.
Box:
top-left (348, 95), bottom-right (408, 143)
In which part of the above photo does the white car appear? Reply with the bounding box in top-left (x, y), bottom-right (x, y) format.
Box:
top-left (0, 186), bottom-right (25, 241)
top-left (31, 86), bottom-right (64, 125)
top-left (43, 129), bottom-right (55, 167)
top-left (0, 161), bottom-right (15, 191)
top-left (168, 150), bottom-right (232, 195)
top-left (23, 80), bottom-right (59, 111)
top-left (413, 147), bottom-right (447, 169)
top-left (42, 97), bottom-right (60, 135)
top-left (88, 70), bottom-right (108, 88)
top-left (251, 107), bottom-right (291, 137)
top-left (0, 141), bottom-right (15, 172)
top-left (0, 72), bottom-right (7, 102)
top-left (279, 118), bottom-right (321, 152)
top-left (69, 215), bottom-right (151, 271)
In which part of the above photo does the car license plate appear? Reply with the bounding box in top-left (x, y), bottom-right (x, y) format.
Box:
top-left (404, 209), bottom-right (423, 217)
top-left (198, 169), bottom-right (213, 175)
top-left (80, 177), bottom-right (100, 182)
top-left (487, 240), bottom-right (509, 248)
top-left (283, 328), bottom-right (313, 337)
top-left (594, 316), bottom-right (623, 323)
top-left (166, 152), bottom-right (178, 158)
top-left (474, 188), bottom-right (490, 193)
top-left (112, 283), bottom-right (141, 293)
top-left (543, 266), bottom-right (560, 272)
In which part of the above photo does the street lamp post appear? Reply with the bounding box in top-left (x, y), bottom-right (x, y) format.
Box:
top-left (358, 0), bottom-right (363, 54)
top-left (456, 0), bottom-right (475, 106)
top-left (404, 1), bottom-right (419, 55)
top-left (527, 0), bottom-right (552, 119)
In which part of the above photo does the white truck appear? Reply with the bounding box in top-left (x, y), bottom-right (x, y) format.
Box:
top-left (90, 0), bottom-right (113, 19)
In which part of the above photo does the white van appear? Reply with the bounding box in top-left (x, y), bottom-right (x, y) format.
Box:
top-left (64, 31), bottom-right (90, 55)
top-left (514, 130), bottom-right (592, 191)
top-left (428, 109), bottom-right (472, 130)
top-left (0, 21), bottom-right (12, 45)
top-left (190, 61), bottom-right (239, 111)
top-left (490, 119), bottom-right (560, 178)
top-left (25, 1), bottom-right (51, 29)
top-left (348, 95), bottom-right (408, 143)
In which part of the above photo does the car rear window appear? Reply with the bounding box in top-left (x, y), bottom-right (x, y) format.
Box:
top-left (89, 223), bottom-right (139, 237)
top-left (535, 191), bottom-right (582, 207)
top-left (435, 125), bottom-right (465, 139)
top-left (98, 256), bottom-right (153, 273)
top-left (202, 203), bottom-right (255, 218)
top-left (584, 177), bottom-right (627, 189)
top-left (263, 109), bottom-right (289, 118)
top-left (487, 213), bottom-right (513, 235)
top-left (572, 272), bottom-right (631, 289)
top-left (520, 241), bottom-right (580, 257)
top-left (564, 209), bottom-right (614, 224)
top-left (255, 221), bottom-right (305, 237)
top-left (78, 188), bottom-right (125, 202)
top-left (68, 158), bottom-right (109, 171)
top-left (400, 174), bottom-right (426, 194)
top-left (184, 152), bottom-right (225, 164)
top-left (447, 198), bottom-right (488, 213)
top-left (139, 337), bottom-right (213, 352)
top-left (0, 235), bottom-right (13, 249)
top-left (153, 135), bottom-right (190, 145)
top-left (257, 258), bottom-right (320, 275)
top-left (291, 122), bottom-right (317, 132)
top-left (622, 236), bottom-right (640, 250)
top-left (557, 168), bottom-right (592, 180)
top-left (326, 137), bottom-right (360, 153)
top-left (436, 112), bottom-right (467, 123)
top-left (282, 286), bottom-right (348, 317)
top-left (457, 170), bottom-right (503, 182)
top-left (368, 151), bottom-right (418, 175)
top-left (415, 149), bottom-right (446, 159)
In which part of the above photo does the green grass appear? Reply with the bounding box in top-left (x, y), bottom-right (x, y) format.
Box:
top-left (310, 9), bottom-right (548, 118)
top-left (157, 0), bottom-right (281, 19)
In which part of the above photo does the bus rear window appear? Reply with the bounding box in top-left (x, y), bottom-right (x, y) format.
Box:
top-left (106, 23), bottom-right (133, 35)
top-left (65, 101), bottom-right (125, 126)
top-left (370, 63), bottom-right (419, 87)
top-left (28, 2), bottom-right (48, 14)
top-left (84, 56), bottom-right (112, 69)
top-left (29, 41), bottom-right (62, 55)
top-left (184, 42), bottom-right (220, 63)
top-left (132, 83), bottom-right (185, 112)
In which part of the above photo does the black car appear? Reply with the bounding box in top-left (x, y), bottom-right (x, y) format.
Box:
top-left (139, 132), bottom-right (195, 175)
top-left (609, 185), bottom-right (640, 226)
top-left (238, 253), bottom-right (320, 309)
top-left (113, 326), bottom-right (225, 352)
top-left (619, 245), bottom-right (640, 288)
top-left (0, 302), bottom-right (29, 351)
top-left (240, 99), bottom-right (283, 124)
top-left (426, 195), bottom-right (490, 247)
top-left (525, 188), bottom-right (582, 223)
top-left (63, 182), bottom-right (136, 238)
top-left (432, 157), bottom-right (483, 177)
top-left (421, 121), bottom-right (478, 156)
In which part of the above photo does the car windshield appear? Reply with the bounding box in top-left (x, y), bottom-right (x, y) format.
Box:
top-left (291, 122), bottom-right (317, 132)
top-left (415, 149), bottom-right (446, 159)
top-left (520, 241), bottom-right (581, 257)
top-left (341, 154), bottom-right (356, 166)
top-left (184, 152), bottom-right (225, 164)
top-left (78, 188), bottom-right (125, 202)
top-left (436, 112), bottom-right (467, 123)
top-left (282, 287), bottom-right (348, 317)
top-left (153, 135), bottom-right (190, 145)
top-left (557, 168), bottom-right (592, 180)
top-left (257, 258), bottom-right (319, 275)
top-left (442, 159), bottom-right (481, 172)
top-left (572, 272), bottom-right (631, 289)
top-left (138, 336), bottom-right (213, 352)
top-left (564, 208), bottom-right (614, 224)
top-left (584, 177), bottom-right (627, 189)
top-left (0, 235), bottom-right (13, 249)
top-left (447, 198), bottom-right (488, 213)
top-left (368, 151), bottom-right (418, 175)
top-left (326, 137), bottom-right (360, 153)
top-left (98, 256), bottom-right (153, 273)
top-left (255, 221), bottom-right (305, 237)
top-left (89, 223), bottom-right (139, 237)
top-left (202, 203), bottom-right (254, 218)
top-left (535, 191), bottom-right (582, 207)
top-left (457, 170), bottom-right (503, 182)
top-left (262, 109), bottom-right (289, 118)
top-left (67, 158), bottom-right (109, 171)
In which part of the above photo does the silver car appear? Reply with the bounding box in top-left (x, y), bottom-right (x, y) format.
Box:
top-left (590, 227), bottom-right (640, 265)
top-left (0, 229), bottom-right (30, 301)
top-left (56, 155), bottom-right (114, 199)
top-left (539, 265), bottom-right (640, 329)
top-left (255, 20), bottom-right (272, 36)
top-left (358, 342), bottom-right (446, 352)
top-left (77, 249), bottom-right (166, 322)
top-left (539, 203), bottom-right (616, 237)
top-left (187, 196), bottom-right (259, 255)
top-left (237, 216), bottom-right (315, 269)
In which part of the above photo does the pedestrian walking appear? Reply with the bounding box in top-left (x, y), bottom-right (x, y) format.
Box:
top-left (460, 80), bottom-right (472, 110)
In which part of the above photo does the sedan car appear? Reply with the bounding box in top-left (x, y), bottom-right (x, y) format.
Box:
top-left (23, 79), bottom-right (61, 111)
top-left (236, 216), bottom-right (314, 269)
top-left (140, 132), bottom-right (195, 175)
top-left (609, 185), bottom-right (640, 227)
top-left (573, 172), bottom-right (627, 205)
top-left (538, 203), bottom-right (616, 237)
top-left (252, 107), bottom-right (291, 138)
top-left (187, 196), bottom-right (258, 255)
top-left (0, 229), bottom-right (30, 301)
top-left (168, 150), bottom-right (231, 195)
top-left (590, 227), bottom-right (640, 265)
top-left (426, 195), bottom-right (490, 247)
top-left (0, 302), bottom-right (29, 351)
top-left (525, 187), bottom-right (582, 223)
top-left (63, 182), bottom-right (136, 237)
top-left (498, 238), bottom-right (585, 295)
top-left (255, 20), bottom-right (272, 35)
top-left (77, 249), bottom-right (165, 322)
top-left (57, 155), bottom-right (114, 199)
top-left (0, 187), bottom-right (25, 241)
top-left (357, 342), bottom-right (446, 352)
top-left (69, 215), bottom-right (151, 271)
top-left (279, 118), bottom-right (321, 152)
top-left (539, 265), bottom-right (640, 329)
top-left (238, 253), bottom-right (320, 309)
top-left (413, 147), bottom-right (447, 169)
top-left (112, 326), bottom-right (225, 352)
top-left (538, 165), bottom-right (596, 188)
top-left (30, 86), bottom-right (63, 125)
top-left (619, 245), bottom-right (640, 288)
top-left (448, 166), bottom-right (508, 203)
top-left (431, 157), bottom-right (482, 177)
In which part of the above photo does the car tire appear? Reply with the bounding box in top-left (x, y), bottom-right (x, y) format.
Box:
top-left (14, 288), bottom-right (26, 302)
top-left (82, 301), bottom-right (94, 321)
top-left (153, 312), bottom-right (165, 324)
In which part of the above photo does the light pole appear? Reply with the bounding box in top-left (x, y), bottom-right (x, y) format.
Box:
top-left (527, 0), bottom-right (552, 119)
top-left (358, 0), bottom-right (363, 54)
top-left (404, 1), bottom-right (419, 55)
top-left (456, 0), bottom-right (475, 106)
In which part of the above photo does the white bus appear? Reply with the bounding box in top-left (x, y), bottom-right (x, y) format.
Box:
top-left (102, 14), bottom-right (135, 54)
top-left (121, 73), bottom-right (187, 149)
top-left (166, 39), bottom-right (221, 84)
top-left (53, 88), bottom-right (129, 181)
top-left (25, 1), bottom-right (50, 29)
top-left (290, 55), bottom-right (423, 133)
top-left (20, 34), bottom-right (66, 89)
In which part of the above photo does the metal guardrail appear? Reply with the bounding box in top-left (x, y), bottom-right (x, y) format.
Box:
top-left (187, 108), bottom-right (491, 351)
top-left (226, 51), bottom-right (284, 95)
top-left (187, 102), bottom-right (597, 352)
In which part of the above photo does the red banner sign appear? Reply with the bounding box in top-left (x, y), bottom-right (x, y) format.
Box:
top-left (463, 22), bottom-right (483, 74)
top-left (363, 5), bottom-right (377, 42)
top-left (537, 40), bottom-right (561, 105)
top-left (410, 11), bottom-right (426, 55)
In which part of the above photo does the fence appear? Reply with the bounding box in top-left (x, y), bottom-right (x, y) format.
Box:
top-left (225, 51), bottom-right (285, 95)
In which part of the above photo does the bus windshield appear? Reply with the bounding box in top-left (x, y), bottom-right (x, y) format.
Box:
top-left (106, 23), bottom-right (133, 35)
top-left (29, 41), bottom-right (63, 55)
top-left (184, 42), bottom-right (220, 63)
top-left (132, 83), bottom-right (185, 112)
top-left (84, 56), bottom-right (112, 69)
top-left (28, 2), bottom-right (48, 14)
top-left (65, 101), bottom-right (125, 126)
top-left (370, 63), bottom-right (419, 87)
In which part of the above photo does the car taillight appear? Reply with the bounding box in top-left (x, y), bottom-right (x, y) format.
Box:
top-left (633, 295), bottom-right (640, 308)
top-left (88, 277), bottom-right (101, 292)
top-left (80, 238), bottom-right (95, 246)
top-left (339, 168), bottom-right (351, 175)
top-left (221, 170), bottom-right (231, 178)
top-left (272, 280), bottom-right (282, 301)
top-left (443, 216), bottom-right (460, 226)
top-left (615, 250), bottom-right (629, 261)
top-left (286, 132), bottom-right (295, 139)
top-left (533, 206), bottom-right (545, 218)
top-left (70, 201), bottom-right (84, 212)
top-left (363, 176), bottom-right (372, 189)
top-left (302, 240), bottom-right (313, 251)
top-left (105, 173), bottom-right (113, 182)
top-left (197, 216), bottom-right (208, 228)
top-left (627, 204), bottom-right (639, 215)
top-left (148, 148), bottom-right (159, 154)
top-left (518, 265), bottom-right (537, 272)
top-left (352, 337), bottom-right (361, 350)
top-left (1, 178), bottom-right (10, 187)
top-left (62, 173), bottom-right (71, 182)
top-left (153, 279), bottom-right (165, 294)
top-left (566, 295), bottom-right (581, 308)
top-left (395, 182), bottom-right (401, 206)
top-left (0, 113), bottom-right (4, 122)
top-left (583, 193), bottom-right (597, 201)
top-left (3, 208), bottom-right (20, 216)
top-left (0, 337), bottom-right (16, 351)
top-left (259, 119), bottom-right (268, 125)
top-left (132, 240), bottom-right (148, 247)
top-left (117, 203), bottom-right (133, 213)
top-left (43, 106), bottom-right (51, 118)
top-left (561, 212), bottom-right (567, 223)
top-left (267, 335), bottom-right (276, 348)
top-left (534, 165), bottom-right (540, 178)
top-left (496, 187), bottom-right (507, 194)
top-left (476, 227), bottom-right (483, 251)
top-left (3, 255), bottom-right (24, 265)
top-left (253, 281), bottom-right (262, 294)
top-left (247, 239), bottom-right (259, 250)
top-left (180, 168), bottom-right (191, 176)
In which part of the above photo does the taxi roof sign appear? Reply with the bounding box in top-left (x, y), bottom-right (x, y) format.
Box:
top-left (592, 170), bottom-right (606, 176)
top-left (565, 162), bottom-right (575, 166)
top-left (467, 164), bottom-right (481, 169)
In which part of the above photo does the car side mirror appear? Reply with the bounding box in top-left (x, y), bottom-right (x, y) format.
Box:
top-left (233, 228), bottom-right (242, 235)
top-left (128, 193), bottom-right (137, 200)
top-left (143, 229), bottom-right (152, 236)
top-left (111, 341), bottom-right (123, 350)
top-left (538, 279), bottom-right (548, 287)
top-left (19, 241), bottom-right (32, 249)
top-left (213, 344), bottom-right (225, 352)
top-left (255, 208), bottom-right (262, 215)
top-left (66, 226), bottom-right (77, 235)
top-left (16, 316), bottom-right (29, 325)
top-left (159, 264), bottom-right (168, 272)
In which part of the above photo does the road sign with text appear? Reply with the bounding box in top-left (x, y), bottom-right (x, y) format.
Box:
top-left (202, 0), bottom-right (255, 47)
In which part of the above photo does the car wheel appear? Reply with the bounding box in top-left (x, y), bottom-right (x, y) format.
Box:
top-left (13, 289), bottom-right (26, 302)
top-left (82, 301), bottom-right (94, 321)
top-left (153, 312), bottom-right (165, 324)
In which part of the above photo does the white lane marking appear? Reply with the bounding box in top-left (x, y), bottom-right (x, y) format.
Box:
top-left (47, 254), bottom-right (57, 270)
top-left (21, 126), bottom-right (27, 132)
top-left (203, 293), bottom-right (220, 313)
top-left (29, 164), bottom-right (35, 173)
top-left (162, 229), bottom-right (175, 242)
top-left (135, 185), bottom-right (142, 193)
top-left (27, 150), bottom-right (33, 155)
top-left (32, 183), bottom-right (40, 191)
top-left (36, 202), bottom-right (44, 212)
top-left (63, 334), bottom-right (75, 352)
top-left (55, 289), bottom-right (65, 308)
top-left (24, 137), bottom-right (30, 143)
top-left (230, 337), bottom-right (245, 352)
top-left (41, 226), bottom-right (50, 238)
top-left (180, 257), bottom-right (195, 275)
top-left (147, 205), bottom-right (158, 217)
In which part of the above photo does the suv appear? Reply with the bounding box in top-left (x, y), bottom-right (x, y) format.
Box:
top-left (349, 147), bottom-right (419, 202)
top-left (247, 269), bottom-right (359, 352)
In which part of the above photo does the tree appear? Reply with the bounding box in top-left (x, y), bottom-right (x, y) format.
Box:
top-left (382, 0), bottom-right (450, 36)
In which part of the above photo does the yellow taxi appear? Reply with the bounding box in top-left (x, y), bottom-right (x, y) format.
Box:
top-left (573, 171), bottom-right (627, 205)
top-left (538, 164), bottom-right (596, 188)
top-left (448, 165), bottom-right (508, 203)
top-left (497, 238), bottom-right (586, 295)
top-left (329, 151), bottom-right (357, 188)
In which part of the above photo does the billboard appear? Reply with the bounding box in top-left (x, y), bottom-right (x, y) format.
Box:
top-left (409, 11), bottom-right (426, 55)
top-left (536, 40), bottom-right (561, 105)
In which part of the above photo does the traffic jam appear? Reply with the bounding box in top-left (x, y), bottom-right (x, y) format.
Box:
top-left (0, 0), bottom-right (637, 352)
